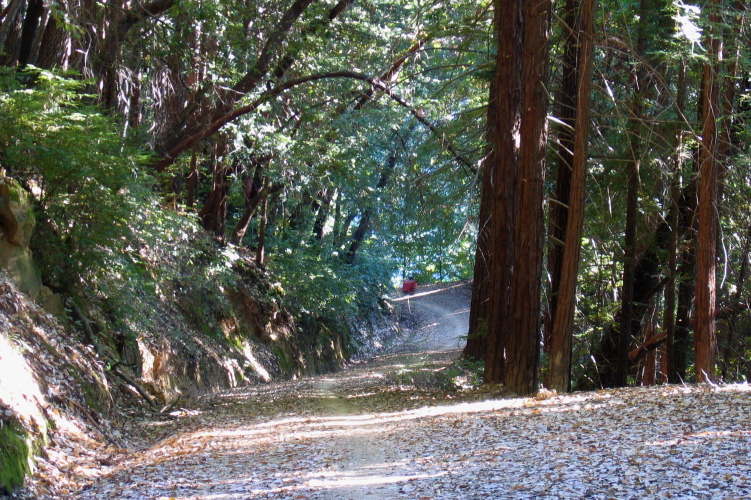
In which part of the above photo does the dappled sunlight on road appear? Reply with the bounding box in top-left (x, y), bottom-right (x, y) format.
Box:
top-left (73, 382), bottom-right (751, 499)
top-left (71, 282), bottom-right (751, 499)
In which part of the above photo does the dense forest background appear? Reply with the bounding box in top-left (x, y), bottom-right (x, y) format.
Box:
top-left (1, 0), bottom-right (750, 420)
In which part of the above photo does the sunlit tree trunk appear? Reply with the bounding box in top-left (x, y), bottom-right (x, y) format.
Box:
top-left (477, 0), bottom-right (550, 394)
top-left (694, 0), bottom-right (723, 383)
top-left (256, 180), bottom-right (271, 267)
top-left (546, 0), bottom-right (595, 393)
top-left (502, 0), bottom-right (550, 395)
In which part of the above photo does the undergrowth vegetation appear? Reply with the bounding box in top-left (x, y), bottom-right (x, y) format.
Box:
top-left (0, 67), bottom-right (393, 364)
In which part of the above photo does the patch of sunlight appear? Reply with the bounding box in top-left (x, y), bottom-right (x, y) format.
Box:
top-left (242, 342), bottom-right (271, 382)
top-left (307, 470), bottom-right (443, 488)
top-left (0, 333), bottom-right (48, 431)
top-left (672, 1), bottom-right (703, 52)
top-left (718, 382), bottom-right (751, 393)
top-left (178, 398), bottom-right (532, 451)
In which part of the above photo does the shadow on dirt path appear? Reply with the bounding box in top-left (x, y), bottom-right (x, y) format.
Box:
top-left (303, 281), bottom-right (473, 499)
top-left (72, 281), bottom-right (476, 500)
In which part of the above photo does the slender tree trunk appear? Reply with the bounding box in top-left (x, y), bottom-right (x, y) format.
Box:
top-left (694, 0), bottom-right (722, 383)
top-left (186, 147), bottom-right (199, 209)
top-left (256, 182), bottom-right (271, 267)
top-left (545, 0), bottom-right (580, 353)
top-left (17, 0), bottom-right (43, 68)
top-left (335, 212), bottom-right (357, 249)
top-left (464, 75), bottom-right (498, 361)
top-left (198, 141), bottom-right (231, 239)
top-left (664, 59), bottom-right (687, 383)
top-left (464, 184), bottom-right (491, 360)
top-left (311, 188), bottom-right (332, 242)
top-left (546, 0), bottom-right (595, 393)
top-left (673, 197), bottom-right (697, 382)
top-left (345, 212), bottom-right (371, 264)
top-left (344, 138), bottom-right (402, 263)
top-left (612, 0), bottom-right (650, 388)
top-left (231, 182), bottom-right (283, 246)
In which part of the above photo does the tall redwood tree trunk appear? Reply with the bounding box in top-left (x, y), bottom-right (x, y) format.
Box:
top-left (481, 0), bottom-right (522, 384)
top-left (477, 0), bottom-right (550, 395)
top-left (694, 0), bottom-right (722, 383)
top-left (545, 0), bottom-right (581, 353)
top-left (546, 0), bottom-right (595, 393)
top-left (502, 0), bottom-right (551, 395)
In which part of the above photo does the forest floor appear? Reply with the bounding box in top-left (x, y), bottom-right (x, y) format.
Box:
top-left (64, 281), bottom-right (751, 500)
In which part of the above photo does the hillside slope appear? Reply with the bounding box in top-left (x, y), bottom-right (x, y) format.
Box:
top-left (0, 172), bottom-right (398, 498)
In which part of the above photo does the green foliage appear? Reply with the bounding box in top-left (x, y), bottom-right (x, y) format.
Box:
top-left (269, 239), bottom-right (391, 320)
top-left (0, 68), bottom-right (151, 288)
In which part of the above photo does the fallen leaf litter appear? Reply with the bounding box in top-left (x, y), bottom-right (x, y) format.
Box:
top-left (65, 283), bottom-right (751, 499)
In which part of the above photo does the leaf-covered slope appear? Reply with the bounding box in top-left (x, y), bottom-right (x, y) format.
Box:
top-left (0, 276), bottom-right (112, 498)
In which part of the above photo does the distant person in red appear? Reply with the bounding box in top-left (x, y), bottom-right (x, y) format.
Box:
top-left (401, 276), bottom-right (417, 294)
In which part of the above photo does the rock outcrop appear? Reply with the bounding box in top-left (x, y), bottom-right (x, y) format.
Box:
top-left (0, 173), bottom-right (42, 299)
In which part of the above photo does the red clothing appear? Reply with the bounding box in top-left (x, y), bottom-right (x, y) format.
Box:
top-left (401, 278), bottom-right (417, 294)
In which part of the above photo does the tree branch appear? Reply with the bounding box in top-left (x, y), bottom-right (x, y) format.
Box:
top-left (628, 333), bottom-right (667, 362)
top-left (117, 0), bottom-right (175, 39)
top-left (154, 70), bottom-right (476, 175)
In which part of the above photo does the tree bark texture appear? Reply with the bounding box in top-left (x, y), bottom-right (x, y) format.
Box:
top-left (464, 74), bottom-right (498, 361)
top-left (546, 0), bottom-right (595, 394)
top-left (480, 0), bottom-right (522, 384)
top-left (503, 0), bottom-right (550, 395)
top-left (694, 0), bottom-right (722, 383)
top-left (477, 0), bottom-right (550, 395)
top-left (545, 0), bottom-right (581, 354)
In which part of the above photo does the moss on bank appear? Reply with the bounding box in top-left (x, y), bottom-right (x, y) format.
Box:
top-left (0, 419), bottom-right (32, 494)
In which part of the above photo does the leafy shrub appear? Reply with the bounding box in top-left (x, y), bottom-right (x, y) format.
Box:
top-left (269, 237), bottom-right (391, 323)
top-left (0, 68), bottom-right (150, 288)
